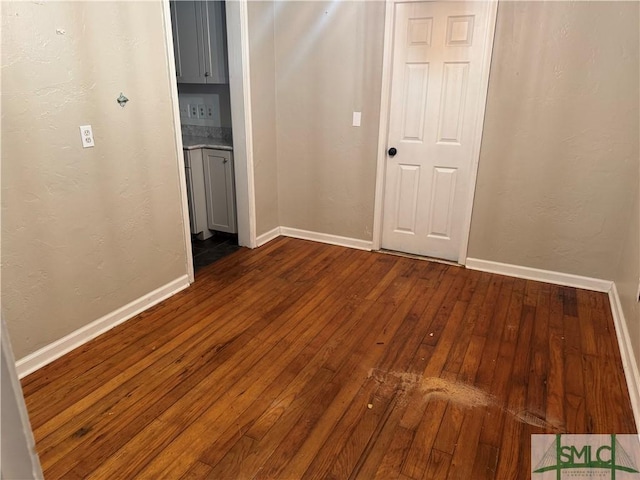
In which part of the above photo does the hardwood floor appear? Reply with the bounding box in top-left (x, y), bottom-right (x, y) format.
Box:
top-left (21, 237), bottom-right (636, 479)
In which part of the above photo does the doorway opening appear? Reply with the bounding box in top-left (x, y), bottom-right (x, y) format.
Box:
top-left (163, 0), bottom-right (255, 280)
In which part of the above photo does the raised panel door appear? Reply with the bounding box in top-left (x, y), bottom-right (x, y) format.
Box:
top-left (381, 1), bottom-right (492, 261)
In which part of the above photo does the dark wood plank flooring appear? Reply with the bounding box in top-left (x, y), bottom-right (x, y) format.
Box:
top-left (21, 237), bottom-right (637, 479)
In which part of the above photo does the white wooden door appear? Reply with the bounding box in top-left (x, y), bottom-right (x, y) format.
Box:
top-left (381, 1), bottom-right (494, 262)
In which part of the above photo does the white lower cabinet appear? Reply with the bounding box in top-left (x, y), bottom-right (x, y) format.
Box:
top-left (202, 149), bottom-right (237, 234)
top-left (183, 149), bottom-right (212, 240)
top-left (184, 147), bottom-right (236, 238)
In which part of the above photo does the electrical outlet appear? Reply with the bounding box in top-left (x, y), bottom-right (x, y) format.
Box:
top-left (189, 104), bottom-right (198, 118)
top-left (79, 125), bottom-right (94, 148)
top-left (197, 104), bottom-right (206, 119)
top-left (179, 103), bottom-right (189, 119)
top-left (206, 105), bottom-right (214, 118)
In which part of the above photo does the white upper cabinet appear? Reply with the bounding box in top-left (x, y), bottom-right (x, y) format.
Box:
top-left (170, 1), bottom-right (228, 84)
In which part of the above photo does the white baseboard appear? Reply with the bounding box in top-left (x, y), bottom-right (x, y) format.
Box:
top-left (464, 258), bottom-right (613, 293)
top-left (16, 275), bottom-right (191, 379)
top-left (608, 283), bottom-right (640, 434)
top-left (256, 226), bottom-right (281, 247)
top-left (279, 227), bottom-right (373, 251)
top-left (255, 226), bottom-right (373, 251)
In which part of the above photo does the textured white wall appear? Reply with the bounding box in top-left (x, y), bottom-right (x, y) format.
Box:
top-left (614, 191), bottom-right (640, 385)
top-left (1, 1), bottom-right (188, 358)
top-left (468, 2), bottom-right (639, 281)
top-left (274, 1), bottom-right (385, 240)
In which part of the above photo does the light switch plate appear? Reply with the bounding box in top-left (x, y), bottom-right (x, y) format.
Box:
top-left (352, 112), bottom-right (361, 127)
top-left (79, 125), bottom-right (94, 148)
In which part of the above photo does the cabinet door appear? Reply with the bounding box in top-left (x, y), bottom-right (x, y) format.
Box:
top-left (202, 1), bottom-right (229, 84)
top-left (170, 1), bottom-right (206, 84)
top-left (184, 149), bottom-right (212, 239)
top-left (203, 149), bottom-right (237, 233)
top-left (184, 165), bottom-right (197, 233)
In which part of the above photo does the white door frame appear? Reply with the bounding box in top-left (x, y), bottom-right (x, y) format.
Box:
top-left (162, 0), bottom-right (257, 284)
top-left (162, 0), bottom-right (195, 283)
top-left (371, 0), bottom-right (498, 265)
top-left (225, 0), bottom-right (257, 250)
top-left (1, 317), bottom-right (44, 479)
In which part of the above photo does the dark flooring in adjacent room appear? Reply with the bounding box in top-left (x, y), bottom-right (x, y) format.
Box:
top-left (21, 237), bottom-right (637, 479)
top-left (192, 231), bottom-right (240, 272)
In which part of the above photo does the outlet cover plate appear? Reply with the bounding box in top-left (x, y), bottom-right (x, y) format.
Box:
top-left (79, 125), bottom-right (94, 148)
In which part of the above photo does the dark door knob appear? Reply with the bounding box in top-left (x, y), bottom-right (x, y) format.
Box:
top-left (388, 147), bottom-right (397, 157)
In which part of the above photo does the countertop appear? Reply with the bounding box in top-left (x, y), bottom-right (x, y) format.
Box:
top-left (182, 135), bottom-right (233, 151)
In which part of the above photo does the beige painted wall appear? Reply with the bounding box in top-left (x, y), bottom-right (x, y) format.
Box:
top-left (1, 1), bottom-right (188, 359)
top-left (468, 1), bottom-right (639, 281)
top-left (614, 191), bottom-right (640, 380)
top-left (274, 1), bottom-right (385, 240)
top-left (249, 1), bottom-right (279, 236)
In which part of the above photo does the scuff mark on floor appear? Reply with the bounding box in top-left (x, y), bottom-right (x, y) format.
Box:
top-left (507, 408), bottom-right (564, 431)
top-left (420, 377), bottom-right (494, 407)
top-left (367, 368), bottom-right (565, 432)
